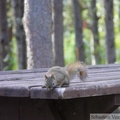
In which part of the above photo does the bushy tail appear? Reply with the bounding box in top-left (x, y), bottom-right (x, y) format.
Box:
top-left (65, 61), bottom-right (88, 81)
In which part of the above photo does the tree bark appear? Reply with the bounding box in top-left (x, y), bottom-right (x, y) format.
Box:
top-left (11, 0), bottom-right (27, 69)
top-left (0, 0), bottom-right (9, 70)
top-left (52, 0), bottom-right (64, 66)
top-left (90, 0), bottom-right (101, 64)
top-left (72, 0), bottom-right (85, 62)
top-left (104, 0), bottom-right (116, 63)
top-left (23, 0), bottom-right (53, 68)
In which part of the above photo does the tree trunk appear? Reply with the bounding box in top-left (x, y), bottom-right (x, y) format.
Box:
top-left (23, 0), bottom-right (53, 68)
top-left (119, 1), bottom-right (120, 31)
top-left (72, 0), bottom-right (85, 62)
top-left (0, 44), bottom-right (2, 70)
top-left (104, 0), bottom-right (116, 63)
top-left (0, 0), bottom-right (9, 70)
top-left (11, 0), bottom-right (27, 69)
top-left (90, 0), bottom-right (101, 64)
top-left (52, 0), bottom-right (64, 66)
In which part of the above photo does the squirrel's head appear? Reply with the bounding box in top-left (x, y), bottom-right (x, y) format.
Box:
top-left (45, 74), bottom-right (57, 89)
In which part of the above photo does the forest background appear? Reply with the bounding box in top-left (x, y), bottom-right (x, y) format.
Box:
top-left (0, 0), bottom-right (119, 70)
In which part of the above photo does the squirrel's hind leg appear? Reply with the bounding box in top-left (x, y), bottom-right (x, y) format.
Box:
top-left (55, 79), bottom-right (65, 88)
top-left (61, 78), bottom-right (70, 87)
top-left (56, 79), bottom-right (69, 88)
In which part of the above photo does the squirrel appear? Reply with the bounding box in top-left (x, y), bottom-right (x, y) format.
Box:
top-left (44, 61), bottom-right (88, 89)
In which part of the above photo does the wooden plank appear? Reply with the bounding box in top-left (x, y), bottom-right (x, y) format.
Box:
top-left (0, 64), bottom-right (119, 98)
top-left (0, 73), bottom-right (120, 97)
top-left (0, 97), bottom-right (19, 120)
top-left (88, 64), bottom-right (120, 69)
top-left (53, 98), bottom-right (85, 120)
top-left (0, 65), bottom-right (120, 82)
top-left (89, 69), bottom-right (120, 75)
top-left (19, 98), bottom-right (56, 120)
top-left (45, 95), bottom-right (119, 120)
top-left (88, 67), bottom-right (120, 73)
top-left (0, 86), bottom-right (29, 97)
top-left (0, 63), bottom-right (120, 75)
top-left (0, 71), bottom-right (120, 97)
top-left (30, 79), bottom-right (120, 99)
top-left (47, 100), bottom-right (63, 120)
top-left (0, 67), bottom-right (120, 82)
top-left (84, 95), bottom-right (119, 120)
top-left (0, 72), bottom-right (45, 81)
top-left (0, 68), bottom-right (48, 75)
top-left (77, 74), bottom-right (120, 82)
top-left (114, 94), bottom-right (120, 105)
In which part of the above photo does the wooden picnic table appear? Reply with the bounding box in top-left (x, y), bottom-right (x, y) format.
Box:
top-left (0, 64), bottom-right (120, 120)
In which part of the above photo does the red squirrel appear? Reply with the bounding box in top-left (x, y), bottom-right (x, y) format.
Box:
top-left (44, 61), bottom-right (88, 89)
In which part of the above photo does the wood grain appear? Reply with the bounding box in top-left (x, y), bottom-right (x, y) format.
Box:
top-left (0, 64), bottom-right (120, 99)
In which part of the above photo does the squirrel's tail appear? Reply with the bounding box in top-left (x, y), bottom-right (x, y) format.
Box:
top-left (66, 61), bottom-right (88, 81)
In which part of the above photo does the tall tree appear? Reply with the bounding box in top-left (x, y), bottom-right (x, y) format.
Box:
top-left (90, 0), bottom-right (101, 64)
top-left (23, 0), bottom-right (53, 68)
top-left (52, 0), bottom-right (64, 66)
top-left (0, 0), bottom-right (9, 70)
top-left (119, 1), bottom-right (120, 31)
top-left (104, 0), bottom-right (116, 63)
top-left (72, 0), bottom-right (85, 62)
top-left (11, 0), bottom-right (27, 69)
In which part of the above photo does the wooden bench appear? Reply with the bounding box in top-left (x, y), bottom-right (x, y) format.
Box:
top-left (0, 64), bottom-right (120, 120)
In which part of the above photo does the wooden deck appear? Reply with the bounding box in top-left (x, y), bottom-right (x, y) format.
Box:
top-left (0, 64), bottom-right (120, 99)
top-left (0, 64), bottom-right (120, 120)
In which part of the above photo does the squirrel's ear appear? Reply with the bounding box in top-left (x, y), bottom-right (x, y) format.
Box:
top-left (45, 75), bottom-right (48, 79)
top-left (51, 74), bottom-right (54, 79)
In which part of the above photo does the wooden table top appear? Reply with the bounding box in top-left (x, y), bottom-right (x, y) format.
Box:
top-left (0, 64), bottom-right (120, 99)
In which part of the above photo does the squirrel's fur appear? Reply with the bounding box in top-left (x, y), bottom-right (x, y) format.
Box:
top-left (44, 61), bottom-right (87, 89)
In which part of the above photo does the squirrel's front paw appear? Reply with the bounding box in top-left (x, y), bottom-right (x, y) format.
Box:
top-left (42, 85), bottom-right (47, 88)
top-left (61, 84), bottom-right (69, 87)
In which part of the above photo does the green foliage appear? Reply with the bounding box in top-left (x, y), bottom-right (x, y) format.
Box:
top-left (63, 0), bottom-right (76, 65)
top-left (116, 38), bottom-right (120, 63)
top-left (83, 28), bottom-right (91, 64)
top-left (4, 39), bottom-right (18, 70)
top-left (64, 0), bottom-right (120, 65)
top-left (114, 0), bottom-right (120, 63)
top-left (4, 0), bottom-right (120, 69)
top-left (64, 32), bottom-right (76, 64)
top-left (63, 0), bottom-right (74, 33)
